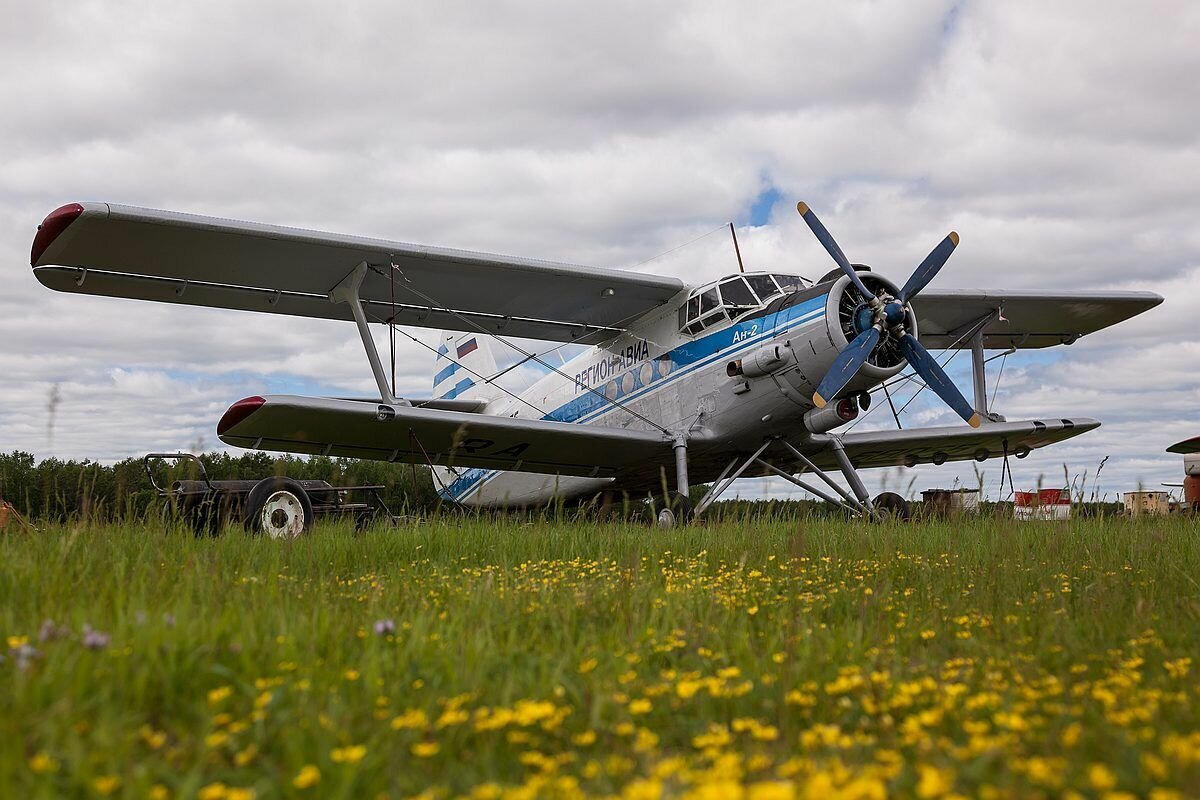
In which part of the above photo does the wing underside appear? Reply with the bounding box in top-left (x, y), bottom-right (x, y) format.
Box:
top-left (800, 418), bottom-right (1099, 472)
top-left (217, 395), bottom-right (675, 478)
top-left (912, 290), bottom-right (1162, 349)
top-left (31, 202), bottom-right (685, 343)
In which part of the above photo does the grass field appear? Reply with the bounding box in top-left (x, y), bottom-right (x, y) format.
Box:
top-left (3, 512), bottom-right (1199, 799)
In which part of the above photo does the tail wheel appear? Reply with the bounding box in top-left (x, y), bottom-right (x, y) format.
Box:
top-left (244, 477), bottom-right (313, 539)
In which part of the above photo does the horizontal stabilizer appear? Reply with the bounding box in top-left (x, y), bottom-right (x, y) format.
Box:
top-left (217, 395), bottom-right (674, 478)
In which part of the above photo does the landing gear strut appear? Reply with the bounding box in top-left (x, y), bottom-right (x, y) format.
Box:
top-left (691, 435), bottom-right (881, 521)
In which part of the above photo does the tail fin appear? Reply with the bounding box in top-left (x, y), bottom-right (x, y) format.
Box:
top-left (432, 332), bottom-right (501, 403)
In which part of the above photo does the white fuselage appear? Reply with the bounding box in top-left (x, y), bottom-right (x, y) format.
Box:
top-left (433, 275), bottom-right (885, 507)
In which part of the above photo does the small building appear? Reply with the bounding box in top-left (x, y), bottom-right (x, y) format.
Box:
top-left (1123, 491), bottom-right (1172, 517)
top-left (1014, 488), bottom-right (1072, 521)
top-left (921, 488), bottom-right (980, 516)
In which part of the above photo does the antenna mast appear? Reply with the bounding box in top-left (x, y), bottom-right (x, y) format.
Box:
top-left (729, 222), bottom-right (745, 273)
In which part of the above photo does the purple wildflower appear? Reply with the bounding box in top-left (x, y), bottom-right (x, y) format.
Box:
top-left (373, 619), bottom-right (396, 636)
top-left (81, 624), bottom-right (111, 651)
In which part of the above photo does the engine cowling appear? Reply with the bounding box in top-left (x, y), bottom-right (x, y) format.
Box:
top-left (823, 272), bottom-right (916, 384)
top-left (769, 272), bottom-right (919, 409)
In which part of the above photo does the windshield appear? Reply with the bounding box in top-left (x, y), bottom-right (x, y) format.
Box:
top-left (678, 272), bottom-right (810, 334)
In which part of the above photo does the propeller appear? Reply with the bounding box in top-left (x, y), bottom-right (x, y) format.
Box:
top-left (799, 201), bottom-right (980, 428)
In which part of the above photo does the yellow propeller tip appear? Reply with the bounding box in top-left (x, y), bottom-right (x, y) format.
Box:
top-left (967, 412), bottom-right (981, 428)
top-left (812, 393), bottom-right (827, 408)
top-left (949, 231), bottom-right (960, 246)
top-left (796, 201), bottom-right (810, 216)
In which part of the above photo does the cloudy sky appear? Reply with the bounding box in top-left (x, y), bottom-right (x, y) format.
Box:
top-left (3, 0), bottom-right (1197, 502)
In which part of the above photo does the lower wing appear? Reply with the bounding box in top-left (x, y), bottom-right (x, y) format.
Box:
top-left (216, 395), bottom-right (673, 478)
top-left (805, 418), bottom-right (1098, 471)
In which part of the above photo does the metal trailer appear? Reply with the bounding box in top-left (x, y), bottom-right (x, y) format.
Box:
top-left (144, 453), bottom-right (398, 537)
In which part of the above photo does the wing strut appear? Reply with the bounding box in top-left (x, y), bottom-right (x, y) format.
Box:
top-left (329, 262), bottom-right (409, 407)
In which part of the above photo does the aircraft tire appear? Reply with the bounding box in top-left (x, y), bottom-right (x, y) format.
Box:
top-left (650, 491), bottom-right (694, 527)
top-left (244, 477), bottom-right (313, 539)
top-left (872, 491), bottom-right (911, 521)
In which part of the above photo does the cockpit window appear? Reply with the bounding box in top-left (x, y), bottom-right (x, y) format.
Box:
top-left (678, 271), bottom-right (812, 335)
top-left (771, 274), bottom-right (806, 292)
top-left (745, 275), bottom-right (779, 303)
top-left (719, 278), bottom-right (756, 307)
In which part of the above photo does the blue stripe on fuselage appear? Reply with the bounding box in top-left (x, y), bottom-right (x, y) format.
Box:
top-left (439, 294), bottom-right (827, 501)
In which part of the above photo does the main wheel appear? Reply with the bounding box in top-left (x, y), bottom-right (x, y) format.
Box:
top-left (650, 491), bottom-right (694, 528)
top-left (244, 477), bottom-right (313, 539)
top-left (872, 491), bottom-right (911, 521)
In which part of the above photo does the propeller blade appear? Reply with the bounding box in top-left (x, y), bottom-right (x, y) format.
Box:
top-left (797, 201), bottom-right (875, 302)
top-left (897, 333), bottom-right (981, 427)
top-left (813, 326), bottom-right (881, 408)
top-left (898, 231), bottom-right (959, 303)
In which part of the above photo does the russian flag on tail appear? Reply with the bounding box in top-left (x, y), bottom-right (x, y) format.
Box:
top-left (456, 338), bottom-right (479, 358)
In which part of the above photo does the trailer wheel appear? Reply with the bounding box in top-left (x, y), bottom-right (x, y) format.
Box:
top-left (244, 477), bottom-right (313, 539)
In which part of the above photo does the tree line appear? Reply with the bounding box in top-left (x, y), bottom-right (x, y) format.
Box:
top-left (0, 450), bottom-right (439, 522)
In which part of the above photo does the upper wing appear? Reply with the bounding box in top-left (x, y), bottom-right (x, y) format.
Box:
top-left (804, 417), bottom-right (1098, 472)
top-left (31, 203), bottom-right (685, 343)
top-left (216, 394), bottom-right (675, 477)
top-left (912, 290), bottom-right (1162, 349)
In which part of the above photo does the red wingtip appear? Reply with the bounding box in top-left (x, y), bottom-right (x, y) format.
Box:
top-left (217, 396), bottom-right (265, 435)
top-left (31, 203), bottom-right (84, 266)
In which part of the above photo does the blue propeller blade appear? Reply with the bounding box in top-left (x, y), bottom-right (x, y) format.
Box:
top-left (897, 333), bottom-right (981, 428)
top-left (813, 326), bottom-right (881, 408)
top-left (797, 201), bottom-right (875, 302)
top-left (898, 232), bottom-right (959, 303)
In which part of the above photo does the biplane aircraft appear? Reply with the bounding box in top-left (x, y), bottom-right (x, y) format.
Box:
top-left (31, 200), bottom-right (1161, 528)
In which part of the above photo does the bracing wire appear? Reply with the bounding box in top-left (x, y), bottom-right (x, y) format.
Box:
top-left (844, 313), bottom-right (994, 434)
top-left (378, 265), bottom-right (674, 436)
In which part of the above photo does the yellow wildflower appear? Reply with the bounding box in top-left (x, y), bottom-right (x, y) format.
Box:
top-left (747, 782), bottom-right (796, 800)
top-left (293, 765), bottom-right (320, 789)
top-left (412, 741), bottom-right (440, 758)
top-left (331, 744), bottom-right (366, 763)
top-left (629, 698), bottom-right (652, 715)
top-left (578, 658), bottom-right (598, 674)
top-left (198, 783), bottom-right (228, 800)
top-left (390, 708), bottom-right (429, 730)
top-left (28, 751), bottom-right (59, 774)
top-left (1088, 764), bottom-right (1117, 791)
top-left (93, 776), bottom-right (121, 796)
top-left (622, 778), bottom-right (663, 799)
top-left (916, 764), bottom-right (954, 798)
top-left (207, 686), bottom-right (233, 705)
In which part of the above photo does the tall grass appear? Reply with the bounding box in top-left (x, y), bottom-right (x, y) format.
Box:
top-left (2, 513), bottom-right (1198, 798)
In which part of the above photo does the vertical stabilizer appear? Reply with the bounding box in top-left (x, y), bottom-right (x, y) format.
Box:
top-left (432, 332), bottom-right (500, 404)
